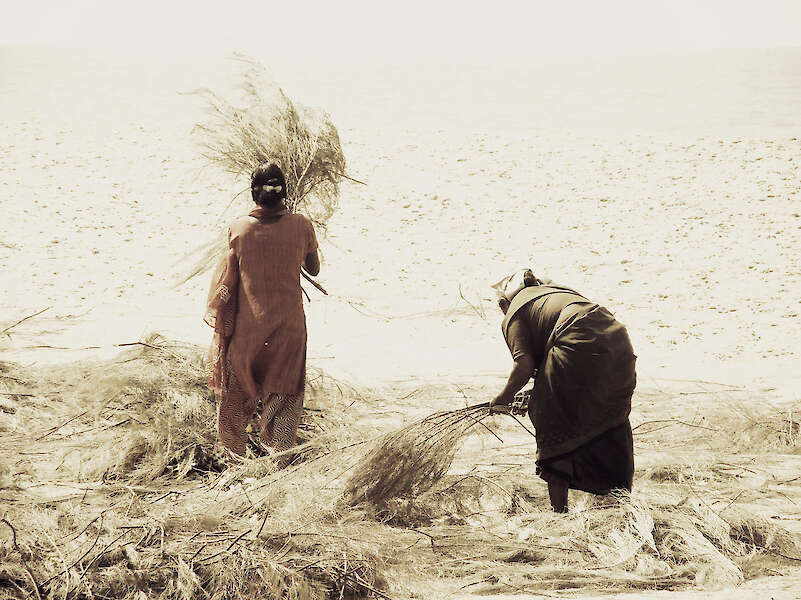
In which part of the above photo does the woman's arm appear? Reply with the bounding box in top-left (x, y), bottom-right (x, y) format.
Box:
top-left (491, 355), bottom-right (535, 410)
top-left (304, 250), bottom-right (320, 276)
top-left (490, 316), bottom-right (536, 412)
top-left (303, 218), bottom-right (321, 276)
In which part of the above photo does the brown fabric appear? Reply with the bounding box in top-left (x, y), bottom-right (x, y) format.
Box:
top-left (216, 363), bottom-right (255, 458)
top-left (225, 213), bottom-right (317, 398)
top-left (249, 204), bottom-right (288, 219)
top-left (501, 284), bottom-right (588, 340)
top-left (505, 292), bottom-right (594, 366)
top-left (205, 210), bottom-right (317, 457)
top-left (537, 421), bottom-right (634, 495)
top-left (217, 363), bottom-right (303, 463)
top-left (525, 304), bottom-right (637, 461)
top-left (259, 392), bottom-right (304, 468)
top-left (205, 251), bottom-right (239, 398)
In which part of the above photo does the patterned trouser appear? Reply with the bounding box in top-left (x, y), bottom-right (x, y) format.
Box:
top-left (217, 368), bottom-right (303, 466)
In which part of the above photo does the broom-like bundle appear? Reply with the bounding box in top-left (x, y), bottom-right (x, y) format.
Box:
top-left (343, 403), bottom-right (490, 508)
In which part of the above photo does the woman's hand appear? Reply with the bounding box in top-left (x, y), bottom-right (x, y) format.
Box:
top-left (489, 393), bottom-right (512, 415)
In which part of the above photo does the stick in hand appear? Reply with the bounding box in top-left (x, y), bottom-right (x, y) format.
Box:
top-left (301, 269), bottom-right (328, 295)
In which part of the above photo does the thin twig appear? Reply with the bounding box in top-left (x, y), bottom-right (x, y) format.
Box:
top-left (2, 519), bottom-right (43, 599)
top-left (190, 542), bottom-right (209, 562)
top-left (457, 283), bottom-right (485, 319)
top-left (41, 515), bottom-right (105, 587)
top-left (2, 306), bottom-right (51, 335)
top-left (36, 411), bottom-right (88, 441)
top-left (225, 528), bottom-right (252, 552)
top-left (218, 186), bottom-right (249, 219)
top-left (409, 528), bottom-right (438, 553)
top-left (301, 269), bottom-right (328, 295)
top-left (82, 531), bottom-right (130, 572)
top-left (765, 548), bottom-right (801, 562)
top-left (334, 171), bottom-right (367, 185)
top-left (509, 413), bottom-right (537, 439)
top-left (149, 490), bottom-right (181, 504)
top-left (631, 419), bottom-right (719, 433)
top-left (461, 410), bottom-right (504, 444)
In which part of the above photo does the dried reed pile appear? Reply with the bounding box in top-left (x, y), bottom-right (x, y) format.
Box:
top-left (398, 490), bottom-right (801, 593)
top-left (342, 403), bottom-right (489, 508)
top-left (0, 336), bottom-right (390, 600)
top-left (2, 347), bottom-right (801, 598)
top-left (0, 517), bottom-right (389, 600)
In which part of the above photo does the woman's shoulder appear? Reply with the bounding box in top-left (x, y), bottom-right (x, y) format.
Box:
top-left (230, 213), bottom-right (313, 233)
top-left (283, 213), bottom-right (316, 231)
top-left (284, 212), bottom-right (312, 223)
top-left (229, 215), bottom-right (256, 229)
top-left (227, 216), bottom-right (260, 243)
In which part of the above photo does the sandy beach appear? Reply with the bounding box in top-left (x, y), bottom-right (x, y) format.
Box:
top-left (1, 42), bottom-right (801, 598)
top-left (2, 46), bottom-right (800, 387)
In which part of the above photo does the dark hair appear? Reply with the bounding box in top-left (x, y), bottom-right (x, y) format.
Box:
top-left (250, 163), bottom-right (287, 206)
top-left (523, 269), bottom-right (539, 287)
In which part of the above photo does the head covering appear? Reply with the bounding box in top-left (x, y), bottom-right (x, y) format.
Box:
top-left (491, 268), bottom-right (537, 302)
top-left (251, 163), bottom-right (287, 205)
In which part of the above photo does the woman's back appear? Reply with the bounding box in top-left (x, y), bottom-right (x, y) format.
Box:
top-left (207, 162), bottom-right (321, 461)
top-left (227, 212), bottom-right (318, 397)
top-left (230, 213), bottom-right (316, 330)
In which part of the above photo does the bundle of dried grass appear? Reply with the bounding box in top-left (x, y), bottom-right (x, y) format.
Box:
top-left (180, 56), bottom-right (351, 284)
top-left (1, 514), bottom-right (391, 600)
top-left (733, 401), bottom-right (801, 453)
top-left (71, 335), bottom-right (225, 482)
top-left (342, 403), bottom-right (490, 508)
top-left (0, 334), bottom-right (360, 487)
top-left (194, 55), bottom-right (347, 225)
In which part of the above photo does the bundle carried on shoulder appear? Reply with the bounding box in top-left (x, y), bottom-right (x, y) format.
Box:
top-left (183, 55), bottom-right (352, 281)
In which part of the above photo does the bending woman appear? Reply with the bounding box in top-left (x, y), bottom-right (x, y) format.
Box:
top-left (490, 268), bottom-right (636, 512)
top-left (205, 163), bottom-right (320, 465)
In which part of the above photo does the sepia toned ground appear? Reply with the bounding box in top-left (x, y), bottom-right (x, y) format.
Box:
top-left (1, 45), bottom-right (800, 598)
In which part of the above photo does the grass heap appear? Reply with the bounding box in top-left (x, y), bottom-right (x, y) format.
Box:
top-left (1, 342), bottom-right (800, 598)
top-left (0, 335), bottom-right (382, 599)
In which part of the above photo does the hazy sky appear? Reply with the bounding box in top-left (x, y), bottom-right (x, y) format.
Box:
top-left (3, 0), bottom-right (801, 64)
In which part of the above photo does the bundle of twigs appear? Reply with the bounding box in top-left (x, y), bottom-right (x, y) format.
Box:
top-left (194, 55), bottom-right (347, 223)
top-left (343, 403), bottom-right (490, 508)
top-left (181, 55), bottom-right (351, 283)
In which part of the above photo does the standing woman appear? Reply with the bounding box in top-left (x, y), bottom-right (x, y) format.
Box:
top-left (205, 163), bottom-right (320, 465)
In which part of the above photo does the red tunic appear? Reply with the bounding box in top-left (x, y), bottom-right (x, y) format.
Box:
top-left (229, 213), bottom-right (317, 398)
top-left (208, 212), bottom-right (318, 402)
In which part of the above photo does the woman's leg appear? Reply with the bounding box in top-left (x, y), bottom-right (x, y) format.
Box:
top-left (538, 468), bottom-right (570, 512)
top-left (217, 371), bottom-right (250, 458)
top-left (548, 480), bottom-right (569, 513)
top-left (259, 393), bottom-right (303, 467)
